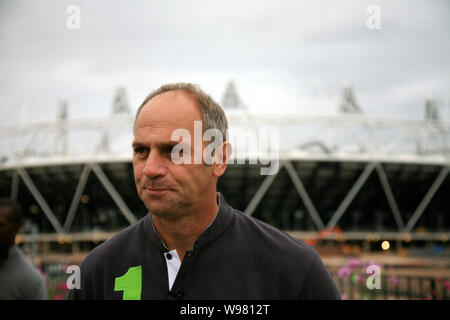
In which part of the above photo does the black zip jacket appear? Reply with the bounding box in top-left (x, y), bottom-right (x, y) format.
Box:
top-left (68, 193), bottom-right (340, 300)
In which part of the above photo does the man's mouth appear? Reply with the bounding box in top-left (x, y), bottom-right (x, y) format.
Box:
top-left (145, 187), bottom-right (171, 195)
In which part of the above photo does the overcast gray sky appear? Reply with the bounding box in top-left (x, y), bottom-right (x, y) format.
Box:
top-left (0, 0), bottom-right (449, 125)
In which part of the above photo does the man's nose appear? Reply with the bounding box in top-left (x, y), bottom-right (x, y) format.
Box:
top-left (142, 152), bottom-right (167, 178)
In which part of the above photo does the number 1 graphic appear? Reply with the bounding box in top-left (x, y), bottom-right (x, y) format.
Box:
top-left (114, 266), bottom-right (142, 300)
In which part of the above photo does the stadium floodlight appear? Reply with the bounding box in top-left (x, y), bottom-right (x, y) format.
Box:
top-left (338, 84), bottom-right (362, 114)
top-left (221, 81), bottom-right (247, 110)
top-left (424, 98), bottom-right (439, 121)
top-left (111, 86), bottom-right (130, 115)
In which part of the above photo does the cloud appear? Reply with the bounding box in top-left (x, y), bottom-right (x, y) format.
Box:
top-left (0, 0), bottom-right (448, 125)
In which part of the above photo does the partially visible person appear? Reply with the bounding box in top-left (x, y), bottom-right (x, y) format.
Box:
top-left (0, 198), bottom-right (47, 300)
top-left (69, 83), bottom-right (340, 300)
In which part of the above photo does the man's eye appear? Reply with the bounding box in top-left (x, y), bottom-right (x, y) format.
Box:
top-left (134, 147), bottom-right (149, 155)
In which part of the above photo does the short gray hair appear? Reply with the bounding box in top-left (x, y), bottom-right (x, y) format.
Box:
top-left (135, 82), bottom-right (228, 141)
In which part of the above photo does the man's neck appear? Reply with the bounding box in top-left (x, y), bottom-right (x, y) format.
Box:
top-left (153, 192), bottom-right (218, 261)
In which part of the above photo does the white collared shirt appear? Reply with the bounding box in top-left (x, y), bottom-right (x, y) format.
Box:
top-left (164, 249), bottom-right (181, 290)
top-left (160, 195), bottom-right (220, 290)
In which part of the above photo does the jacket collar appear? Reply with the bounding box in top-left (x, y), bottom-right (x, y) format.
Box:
top-left (145, 192), bottom-right (234, 251)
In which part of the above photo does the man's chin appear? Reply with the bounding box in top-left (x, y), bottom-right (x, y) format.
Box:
top-left (144, 198), bottom-right (173, 216)
top-left (140, 191), bottom-right (188, 217)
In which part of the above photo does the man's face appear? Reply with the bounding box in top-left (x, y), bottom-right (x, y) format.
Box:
top-left (132, 90), bottom-right (216, 219)
top-left (0, 207), bottom-right (20, 248)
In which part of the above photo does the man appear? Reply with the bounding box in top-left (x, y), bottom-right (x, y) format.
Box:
top-left (0, 198), bottom-right (47, 300)
top-left (69, 82), bottom-right (340, 300)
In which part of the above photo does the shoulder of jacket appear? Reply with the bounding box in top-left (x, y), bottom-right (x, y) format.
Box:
top-left (231, 208), bottom-right (319, 259)
top-left (80, 217), bottom-right (146, 270)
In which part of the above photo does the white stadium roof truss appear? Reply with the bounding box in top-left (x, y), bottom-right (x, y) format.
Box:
top-left (1, 113), bottom-right (449, 240)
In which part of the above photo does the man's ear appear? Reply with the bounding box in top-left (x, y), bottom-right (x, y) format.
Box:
top-left (212, 141), bottom-right (232, 178)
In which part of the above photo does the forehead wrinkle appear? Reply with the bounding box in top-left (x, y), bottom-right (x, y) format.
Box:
top-left (134, 91), bottom-right (204, 148)
top-left (135, 116), bottom-right (199, 144)
top-left (136, 110), bottom-right (198, 133)
top-left (137, 90), bottom-right (203, 126)
top-left (133, 125), bottom-right (174, 145)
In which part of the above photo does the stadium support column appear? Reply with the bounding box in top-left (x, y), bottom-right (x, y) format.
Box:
top-left (244, 162), bottom-right (284, 216)
top-left (16, 167), bottom-right (65, 234)
top-left (10, 170), bottom-right (19, 200)
top-left (404, 166), bottom-right (449, 233)
top-left (375, 163), bottom-right (405, 231)
top-left (64, 164), bottom-right (91, 232)
top-left (284, 161), bottom-right (324, 230)
top-left (326, 162), bottom-right (376, 230)
top-left (89, 163), bottom-right (138, 225)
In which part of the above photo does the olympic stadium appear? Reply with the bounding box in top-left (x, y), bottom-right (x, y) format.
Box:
top-left (1, 82), bottom-right (450, 300)
top-left (1, 82), bottom-right (449, 255)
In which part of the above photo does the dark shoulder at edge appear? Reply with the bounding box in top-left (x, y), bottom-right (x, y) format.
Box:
top-left (80, 215), bottom-right (148, 269)
top-left (231, 208), bottom-right (319, 259)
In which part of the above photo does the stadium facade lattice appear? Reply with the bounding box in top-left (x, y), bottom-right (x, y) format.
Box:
top-left (0, 84), bottom-right (449, 252)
